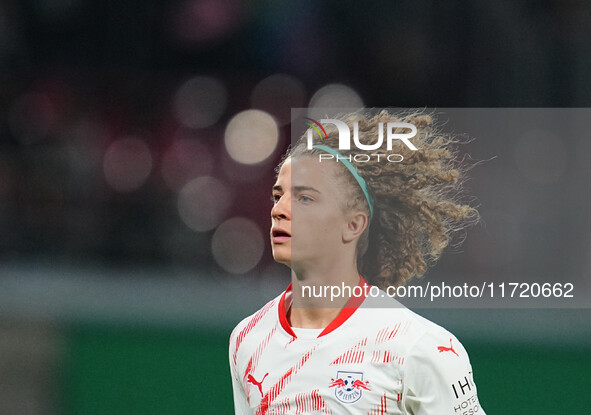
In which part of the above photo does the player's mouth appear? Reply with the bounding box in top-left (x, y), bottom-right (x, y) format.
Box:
top-left (271, 227), bottom-right (291, 244)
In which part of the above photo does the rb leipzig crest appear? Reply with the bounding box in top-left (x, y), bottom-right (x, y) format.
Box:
top-left (329, 371), bottom-right (370, 403)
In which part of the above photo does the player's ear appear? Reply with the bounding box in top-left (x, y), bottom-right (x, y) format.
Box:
top-left (342, 211), bottom-right (368, 243)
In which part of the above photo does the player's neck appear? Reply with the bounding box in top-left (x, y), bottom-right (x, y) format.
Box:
top-left (287, 265), bottom-right (360, 329)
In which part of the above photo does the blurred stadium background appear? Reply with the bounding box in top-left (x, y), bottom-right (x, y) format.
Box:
top-left (0, 0), bottom-right (590, 413)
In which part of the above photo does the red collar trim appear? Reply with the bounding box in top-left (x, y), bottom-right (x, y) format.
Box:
top-left (278, 286), bottom-right (297, 338)
top-left (278, 276), bottom-right (369, 339)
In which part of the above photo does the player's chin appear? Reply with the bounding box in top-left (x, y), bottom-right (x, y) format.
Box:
top-left (271, 246), bottom-right (291, 266)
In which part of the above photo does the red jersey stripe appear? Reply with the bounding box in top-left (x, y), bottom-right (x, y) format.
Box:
top-left (256, 345), bottom-right (318, 415)
top-left (234, 299), bottom-right (276, 364)
top-left (243, 324), bottom-right (278, 397)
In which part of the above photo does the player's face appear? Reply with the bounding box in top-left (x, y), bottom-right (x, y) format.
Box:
top-left (270, 156), bottom-right (350, 269)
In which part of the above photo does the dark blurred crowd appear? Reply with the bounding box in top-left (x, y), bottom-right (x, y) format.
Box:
top-left (0, 0), bottom-right (590, 275)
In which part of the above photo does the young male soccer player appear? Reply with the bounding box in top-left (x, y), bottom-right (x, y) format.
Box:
top-left (229, 111), bottom-right (486, 414)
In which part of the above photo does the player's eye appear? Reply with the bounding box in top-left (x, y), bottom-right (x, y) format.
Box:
top-left (271, 194), bottom-right (282, 204)
top-left (298, 194), bottom-right (313, 203)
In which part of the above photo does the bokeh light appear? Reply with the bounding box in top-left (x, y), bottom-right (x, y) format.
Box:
top-left (161, 138), bottom-right (214, 191)
top-left (177, 176), bottom-right (232, 232)
top-left (250, 74), bottom-right (306, 125)
top-left (103, 137), bottom-right (153, 192)
top-left (308, 83), bottom-right (363, 109)
top-left (224, 110), bottom-right (279, 165)
top-left (174, 76), bottom-right (227, 129)
top-left (211, 217), bottom-right (264, 274)
top-left (514, 130), bottom-right (567, 184)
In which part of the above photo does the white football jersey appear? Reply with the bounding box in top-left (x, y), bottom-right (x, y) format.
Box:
top-left (229, 277), bottom-right (486, 415)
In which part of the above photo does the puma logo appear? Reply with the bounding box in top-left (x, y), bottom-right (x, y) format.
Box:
top-left (247, 373), bottom-right (269, 397)
top-left (437, 338), bottom-right (459, 357)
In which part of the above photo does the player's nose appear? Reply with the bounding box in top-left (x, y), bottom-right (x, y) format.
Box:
top-left (271, 193), bottom-right (291, 220)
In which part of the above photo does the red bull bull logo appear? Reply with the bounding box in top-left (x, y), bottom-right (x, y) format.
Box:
top-left (329, 371), bottom-right (370, 403)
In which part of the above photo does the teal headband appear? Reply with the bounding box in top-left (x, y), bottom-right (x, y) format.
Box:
top-left (312, 145), bottom-right (374, 219)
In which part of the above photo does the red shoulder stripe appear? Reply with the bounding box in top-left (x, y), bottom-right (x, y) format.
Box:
top-left (233, 299), bottom-right (276, 365)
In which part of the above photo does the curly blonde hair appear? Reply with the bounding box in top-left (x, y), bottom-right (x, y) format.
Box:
top-left (284, 109), bottom-right (479, 289)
